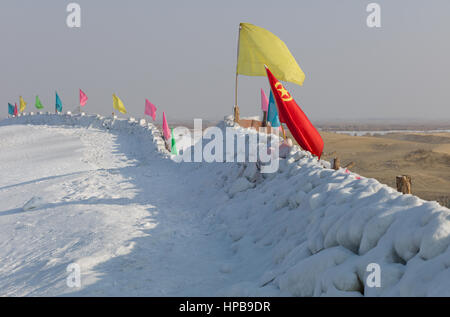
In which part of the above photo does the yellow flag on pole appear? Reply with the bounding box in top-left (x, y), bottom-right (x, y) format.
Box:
top-left (19, 96), bottom-right (27, 112)
top-left (237, 23), bottom-right (305, 86)
top-left (113, 94), bottom-right (127, 114)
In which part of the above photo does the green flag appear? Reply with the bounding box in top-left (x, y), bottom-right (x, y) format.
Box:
top-left (171, 128), bottom-right (177, 155)
top-left (35, 96), bottom-right (44, 109)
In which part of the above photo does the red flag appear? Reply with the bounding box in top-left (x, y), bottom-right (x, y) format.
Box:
top-left (14, 103), bottom-right (18, 116)
top-left (265, 66), bottom-right (324, 158)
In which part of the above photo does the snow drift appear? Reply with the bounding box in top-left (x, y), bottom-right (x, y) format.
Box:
top-left (1, 113), bottom-right (450, 297)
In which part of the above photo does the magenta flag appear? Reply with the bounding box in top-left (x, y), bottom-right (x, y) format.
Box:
top-left (14, 103), bottom-right (18, 116)
top-left (145, 99), bottom-right (157, 121)
top-left (162, 112), bottom-right (171, 141)
top-left (79, 89), bottom-right (88, 107)
top-left (261, 88), bottom-right (269, 112)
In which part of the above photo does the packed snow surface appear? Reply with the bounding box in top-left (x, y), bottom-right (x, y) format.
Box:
top-left (1, 113), bottom-right (450, 297)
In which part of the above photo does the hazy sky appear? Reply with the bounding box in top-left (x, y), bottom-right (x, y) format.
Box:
top-left (1, 0), bottom-right (450, 122)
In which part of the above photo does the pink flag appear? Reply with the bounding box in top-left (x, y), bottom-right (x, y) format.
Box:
top-left (261, 88), bottom-right (269, 112)
top-left (79, 89), bottom-right (88, 107)
top-left (145, 99), bottom-right (157, 121)
top-left (162, 112), bottom-right (171, 141)
top-left (14, 103), bottom-right (18, 116)
top-left (345, 168), bottom-right (361, 180)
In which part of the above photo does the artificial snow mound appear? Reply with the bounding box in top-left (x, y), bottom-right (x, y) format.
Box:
top-left (1, 113), bottom-right (450, 297)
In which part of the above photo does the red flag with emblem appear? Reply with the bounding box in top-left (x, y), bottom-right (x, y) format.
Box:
top-left (265, 65), bottom-right (324, 158)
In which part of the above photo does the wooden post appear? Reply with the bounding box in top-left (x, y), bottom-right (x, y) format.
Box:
top-left (233, 105), bottom-right (240, 124)
top-left (234, 25), bottom-right (242, 123)
top-left (165, 140), bottom-right (171, 152)
top-left (234, 74), bottom-right (240, 123)
top-left (332, 157), bottom-right (340, 170)
top-left (262, 111), bottom-right (267, 127)
top-left (396, 175), bottom-right (412, 194)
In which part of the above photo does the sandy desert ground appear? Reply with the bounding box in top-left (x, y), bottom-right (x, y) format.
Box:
top-left (320, 131), bottom-right (450, 208)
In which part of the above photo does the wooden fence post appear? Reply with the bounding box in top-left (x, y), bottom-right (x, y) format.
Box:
top-left (396, 175), bottom-right (412, 194)
top-left (332, 157), bottom-right (340, 170)
top-left (234, 106), bottom-right (240, 123)
top-left (262, 111), bottom-right (267, 127)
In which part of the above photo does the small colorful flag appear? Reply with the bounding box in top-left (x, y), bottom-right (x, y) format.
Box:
top-left (35, 96), bottom-right (44, 109)
top-left (19, 96), bottom-right (27, 112)
top-left (267, 90), bottom-right (281, 127)
top-left (55, 92), bottom-right (63, 113)
top-left (79, 89), bottom-right (88, 107)
top-left (237, 23), bottom-right (305, 86)
top-left (112, 94), bottom-right (127, 114)
top-left (345, 168), bottom-right (361, 180)
top-left (14, 103), bottom-right (18, 116)
top-left (171, 128), bottom-right (177, 155)
top-left (145, 99), bottom-right (157, 121)
top-left (8, 103), bottom-right (14, 115)
top-left (162, 111), bottom-right (171, 141)
top-left (261, 89), bottom-right (269, 112)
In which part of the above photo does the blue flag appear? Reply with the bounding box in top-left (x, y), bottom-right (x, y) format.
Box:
top-left (267, 90), bottom-right (281, 127)
top-left (55, 92), bottom-right (63, 112)
top-left (8, 103), bottom-right (14, 115)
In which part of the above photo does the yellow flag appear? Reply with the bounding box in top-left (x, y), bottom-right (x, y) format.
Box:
top-left (237, 23), bottom-right (305, 86)
top-left (19, 96), bottom-right (27, 112)
top-left (112, 94), bottom-right (127, 114)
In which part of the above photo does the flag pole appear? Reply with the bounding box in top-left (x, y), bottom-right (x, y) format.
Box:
top-left (79, 89), bottom-right (82, 114)
top-left (234, 24), bottom-right (242, 123)
top-left (280, 124), bottom-right (287, 140)
top-left (266, 68), bottom-right (286, 141)
top-left (112, 94), bottom-right (115, 118)
top-left (234, 73), bottom-right (239, 122)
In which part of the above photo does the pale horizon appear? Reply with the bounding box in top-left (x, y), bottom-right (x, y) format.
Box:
top-left (1, 0), bottom-right (450, 122)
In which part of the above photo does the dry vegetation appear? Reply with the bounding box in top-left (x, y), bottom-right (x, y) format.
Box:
top-left (319, 131), bottom-right (450, 208)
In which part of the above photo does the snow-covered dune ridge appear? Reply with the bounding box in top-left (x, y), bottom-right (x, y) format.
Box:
top-left (2, 113), bottom-right (450, 297)
top-left (0, 112), bottom-right (169, 158)
top-left (201, 119), bottom-right (450, 296)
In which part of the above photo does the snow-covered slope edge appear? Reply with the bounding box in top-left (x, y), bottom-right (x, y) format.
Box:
top-left (0, 113), bottom-right (169, 157)
top-left (2, 113), bottom-right (450, 297)
top-left (200, 120), bottom-right (450, 297)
